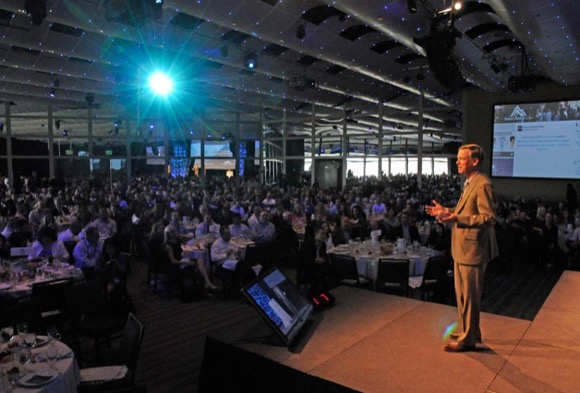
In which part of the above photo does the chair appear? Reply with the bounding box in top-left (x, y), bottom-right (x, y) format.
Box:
top-left (31, 277), bottom-right (74, 331)
top-left (63, 241), bottom-right (77, 265)
top-left (147, 237), bottom-right (168, 295)
top-left (329, 254), bottom-right (372, 289)
top-left (71, 281), bottom-right (128, 362)
top-left (408, 256), bottom-right (449, 301)
top-left (79, 313), bottom-right (145, 392)
top-left (376, 259), bottom-right (409, 297)
top-left (243, 243), bottom-right (260, 266)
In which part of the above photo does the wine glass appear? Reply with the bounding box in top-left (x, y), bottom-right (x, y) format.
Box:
top-left (0, 326), bottom-right (14, 344)
top-left (17, 347), bottom-right (28, 373)
top-left (23, 332), bottom-right (36, 363)
top-left (45, 346), bottom-right (58, 370)
top-left (47, 327), bottom-right (61, 347)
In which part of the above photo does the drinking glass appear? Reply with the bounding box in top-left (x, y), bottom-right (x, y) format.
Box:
top-left (45, 346), bottom-right (58, 370)
top-left (23, 332), bottom-right (36, 363)
top-left (17, 348), bottom-right (28, 373)
top-left (47, 327), bottom-right (61, 347)
top-left (0, 326), bottom-right (14, 344)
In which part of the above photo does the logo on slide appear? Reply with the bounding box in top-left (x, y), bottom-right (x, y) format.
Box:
top-left (509, 106), bottom-right (527, 121)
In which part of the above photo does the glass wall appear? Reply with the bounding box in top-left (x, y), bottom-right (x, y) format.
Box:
top-left (1, 103), bottom-right (451, 186)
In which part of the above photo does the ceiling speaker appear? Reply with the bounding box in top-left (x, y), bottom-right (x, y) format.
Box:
top-left (414, 29), bottom-right (464, 91)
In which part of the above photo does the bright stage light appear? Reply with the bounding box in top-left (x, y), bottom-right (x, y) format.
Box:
top-left (148, 72), bottom-right (173, 96)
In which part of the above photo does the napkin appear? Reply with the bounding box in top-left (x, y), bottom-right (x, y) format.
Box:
top-left (80, 365), bottom-right (128, 382)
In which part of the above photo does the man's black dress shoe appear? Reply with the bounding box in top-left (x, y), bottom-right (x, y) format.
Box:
top-left (449, 333), bottom-right (482, 343)
top-left (444, 341), bottom-right (476, 352)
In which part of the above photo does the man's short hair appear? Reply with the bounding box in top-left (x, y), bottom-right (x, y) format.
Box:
top-left (459, 143), bottom-right (485, 164)
top-left (85, 226), bottom-right (99, 238)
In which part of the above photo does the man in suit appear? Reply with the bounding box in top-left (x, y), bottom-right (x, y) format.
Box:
top-left (391, 211), bottom-right (421, 244)
top-left (426, 144), bottom-right (498, 352)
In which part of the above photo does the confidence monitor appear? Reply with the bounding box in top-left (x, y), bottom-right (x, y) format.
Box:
top-left (241, 267), bottom-right (318, 353)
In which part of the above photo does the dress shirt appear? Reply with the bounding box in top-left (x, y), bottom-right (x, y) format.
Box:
top-left (229, 223), bottom-right (252, 238)
top-left (73, 239), bottom-right (102, 269)
top-left (211, 238), bottom-right (239, 269)
top-left (230, 206), bottom-right (246, 220)
top-left (28, 240), bottom-right (69, 261)
top-left (247, 214), bottom-right (259, 228)
top-left (57, 228), bottom-right (76, 243)
top-left (195, 222), bottom-right (220, 238)
top-left (91, 218), bottom-right (117, 237)
top-left (252, 221), bottom-right (276, 245)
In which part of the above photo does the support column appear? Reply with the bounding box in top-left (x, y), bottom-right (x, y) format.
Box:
top-left (417, 92), bottom-right (424, 189)
top-left (47, 105), bottom-right (55, 178)
top-left (235, 113), bottom-right (240, 178)
top-left (378, 102), bottom-right (384, 178)
top-left (310, 104), bottom-right (316, 186)
top-left (163, 120), bottom-right (169, 177)
top-left (282, 109), bottom-right (287, 177)
top-left (259, 110), bottom-right (264, 184)
top-left (5, 103), bottom-right (13, 187)
top-left (126, 114), bottom-right (132, 181)
top-left (341, 109), bottom-right (347, 189)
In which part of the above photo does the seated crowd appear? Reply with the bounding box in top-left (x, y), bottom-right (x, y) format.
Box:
top-left (0, 173), bottom-right (578, 300)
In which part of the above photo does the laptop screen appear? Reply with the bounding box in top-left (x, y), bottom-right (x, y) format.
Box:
top-left (241, 267), bottom-right (313, 346)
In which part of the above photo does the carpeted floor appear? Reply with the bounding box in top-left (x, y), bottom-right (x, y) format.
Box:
top-left (115, 257), bottom-right (564, 393)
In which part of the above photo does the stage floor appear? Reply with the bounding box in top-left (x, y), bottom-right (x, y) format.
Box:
top-left (200, 271), bottom-right (580, 393)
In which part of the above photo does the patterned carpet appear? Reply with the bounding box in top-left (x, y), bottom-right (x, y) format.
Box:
top-left (121, 257), bottom-right (564, 392)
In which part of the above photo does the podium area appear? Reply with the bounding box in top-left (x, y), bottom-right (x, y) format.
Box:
top-left (198, 271), bottom-right (580, 393)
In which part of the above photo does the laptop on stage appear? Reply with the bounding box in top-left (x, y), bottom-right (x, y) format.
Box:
top-left (241, 267), bottom-right (320, 353)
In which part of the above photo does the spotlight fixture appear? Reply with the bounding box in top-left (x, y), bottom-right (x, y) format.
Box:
top-left (25, 0), bottom-right (47, 26)
top-left (244, 53), bottom-right (257, 70)
top-left (296, 24), bottom-right (306, 40)
top-left (55, 119), bottom-right (61, 129)
top-left (407, 0), bottom-right (417, 14)
top-left (49, 88), bottom-right (55, 98)
top-left (62, 129), bottom-right (69, 137)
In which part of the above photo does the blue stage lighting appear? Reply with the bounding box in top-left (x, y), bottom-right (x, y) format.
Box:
top-left (244, 53), bottom-right (257, 70)
top-left (148, 71), bottom-right (173, 96)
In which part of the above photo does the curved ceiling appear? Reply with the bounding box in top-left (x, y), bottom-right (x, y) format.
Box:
top-left (0, 0), bottom-right (577, 144)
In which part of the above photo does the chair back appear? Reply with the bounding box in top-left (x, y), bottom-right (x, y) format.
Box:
top-left (422, 256), bottom-right (449, 286)
top-left (31, 277), bottom-right (74, 328)
top-left (119, 313), bottom-right (145, 384)
top-left (330, 254), bottom-right (359, 283)
top-left (147, 236), bottom-right (167, 273)
top-left (377, 259), bottom-right (409, 296)
top-left (243, 243), bottom-right (260, 266)
top-left (10, 246), bottom-right (33, 258)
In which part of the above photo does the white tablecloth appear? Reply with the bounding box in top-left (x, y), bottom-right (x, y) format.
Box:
top-left (330, 244), bottom-right (440, 288)
top-left (0, 268), bottom-right (84, 300)
top-left (1, 338), bottom-right (80, 393)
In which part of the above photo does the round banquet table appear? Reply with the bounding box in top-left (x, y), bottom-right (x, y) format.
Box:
top-left (1, 337), bottom-right (81, 392)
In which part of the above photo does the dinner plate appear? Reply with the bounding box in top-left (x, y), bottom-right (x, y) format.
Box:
top-left (18, 369), bottom-right (58, 387)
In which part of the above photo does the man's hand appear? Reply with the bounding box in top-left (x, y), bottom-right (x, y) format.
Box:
top-left (437, 211), bottom-right (458, 224)
top-left (425, 200), bottom-right (446, 217)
